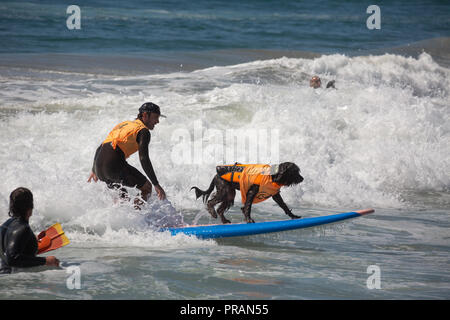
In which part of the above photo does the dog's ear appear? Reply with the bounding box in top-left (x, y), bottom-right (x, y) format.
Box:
top-left (275, 162), bottom-right (296, 178)
top-left (277, 162), bottom-right (292, 176)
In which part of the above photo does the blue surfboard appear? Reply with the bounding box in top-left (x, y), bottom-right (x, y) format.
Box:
top-left (163, 209), bottom-right (374, 239)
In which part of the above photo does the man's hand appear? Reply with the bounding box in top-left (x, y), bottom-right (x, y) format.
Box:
top-left (87, 171), bottom-right (98, 183)
top-left (155, 184), bottom-right (166, 200)
top-left (45, 256), bottom-right (60, 267)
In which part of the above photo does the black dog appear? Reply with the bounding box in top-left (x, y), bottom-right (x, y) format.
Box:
top-left (191, 162), bottom-right (304, 224)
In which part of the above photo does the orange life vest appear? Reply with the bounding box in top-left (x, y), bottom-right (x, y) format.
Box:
top-left (220, 164), bottom-right (282, 204)
top-left (102, 119), bottom-right (148, 158)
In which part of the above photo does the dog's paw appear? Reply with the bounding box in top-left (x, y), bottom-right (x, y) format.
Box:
top-left (290, 214), bottom-right (302, 219)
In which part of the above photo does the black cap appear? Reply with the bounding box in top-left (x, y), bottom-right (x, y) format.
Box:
top-left (139, 102), bottom-right (166, 118)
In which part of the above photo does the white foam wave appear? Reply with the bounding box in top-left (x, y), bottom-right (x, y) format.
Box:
top-left (0, 52), bottom-right (449, 239)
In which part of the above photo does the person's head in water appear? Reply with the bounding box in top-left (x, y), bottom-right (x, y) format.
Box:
top-left (9, 187), bottom-right (34, 220)
top-left (310, 76), bottom-right (321, 89)
top-left (137, 102), bottom-right (166, 130)
top-left (326, 80), bottom-right (336, 89)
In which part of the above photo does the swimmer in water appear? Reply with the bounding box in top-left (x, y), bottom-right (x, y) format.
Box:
top-left (0, 187), bottom-right (59, 274)
top-left (310, 76), bottom-right (336, 89)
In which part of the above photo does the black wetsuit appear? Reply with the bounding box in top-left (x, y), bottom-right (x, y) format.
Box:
top-left (92, 129), bottom-right (159, 190)
top-left (0, 217), bottom-right (46, 274)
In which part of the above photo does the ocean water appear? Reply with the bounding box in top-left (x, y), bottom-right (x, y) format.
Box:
top-left (0, 0), bottom-right (449, 300)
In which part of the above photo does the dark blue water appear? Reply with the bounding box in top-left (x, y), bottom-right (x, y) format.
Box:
top-left (1, 0), bottom-right (449, 54)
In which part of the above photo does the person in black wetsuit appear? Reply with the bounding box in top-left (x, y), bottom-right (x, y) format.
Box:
top-left (310, 76), bottom-right (336, 89)
top-left (0, 187), bottom-right (59, 274)
top-left (88, 102), bottom-right (167, 205)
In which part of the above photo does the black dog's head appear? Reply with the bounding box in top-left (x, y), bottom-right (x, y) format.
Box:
top-left (271, 162), bottom-right (304, 186)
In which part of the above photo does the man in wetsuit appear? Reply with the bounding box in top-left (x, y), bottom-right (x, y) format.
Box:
top-left (0, 187), bottom-right (59, 274)
top-left (88, 102), bottom-right (166, 203)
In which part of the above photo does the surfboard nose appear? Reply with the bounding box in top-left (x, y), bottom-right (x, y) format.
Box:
top-left (355, 209), bottom-right (375, 215)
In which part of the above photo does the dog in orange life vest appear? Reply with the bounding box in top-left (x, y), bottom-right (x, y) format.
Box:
top-left (191, 162), bottom-right (304, 224)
